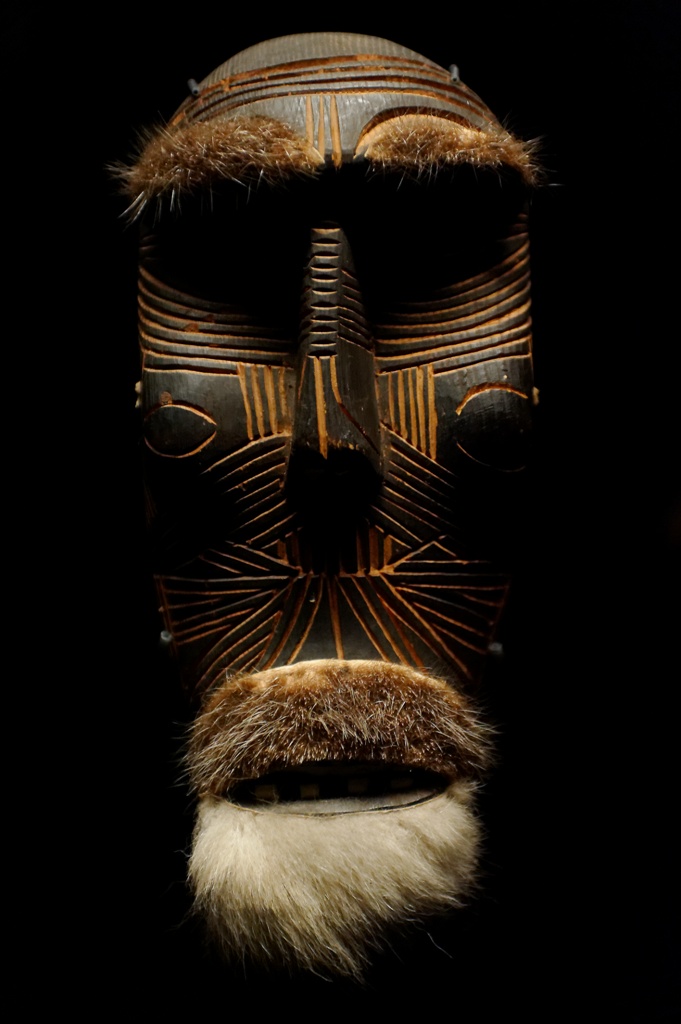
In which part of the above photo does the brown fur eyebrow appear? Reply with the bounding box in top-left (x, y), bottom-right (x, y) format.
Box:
top-left (356, 112), bottom-right (541, 185)
top-left (113, 111), bottom-right (540, 222)
top-left (111, 116), bottom-right (326, 222)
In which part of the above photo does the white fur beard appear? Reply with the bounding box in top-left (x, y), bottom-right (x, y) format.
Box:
top-left (188, 781), bottom-right (480, 979)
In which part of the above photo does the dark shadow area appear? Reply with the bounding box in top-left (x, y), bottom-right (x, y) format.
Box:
top-left (11, 5), bottom-right (678, 1020)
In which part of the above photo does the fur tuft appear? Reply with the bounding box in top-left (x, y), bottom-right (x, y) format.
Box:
top-left (112, 111), bottom-right (540, 222)
top-left (187, 660), bottom-right (493, 796)
top-left (358, 113), bottom-right (542, 185)
top-left (189, 781), bottom-right (481, 978)
top-left (111, 116), bottom-right (325, 221)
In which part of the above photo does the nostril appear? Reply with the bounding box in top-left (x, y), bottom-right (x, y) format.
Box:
top-left (286, 446), bottom-right (381, 521)
top-left (284, 445), bottom-right (381, 573)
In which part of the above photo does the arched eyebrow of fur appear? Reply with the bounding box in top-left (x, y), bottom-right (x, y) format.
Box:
top-left (356, 112), bottom-right (541, 186)
top-left (110, 116), bottom-right (325, 222)
top-left (112, 110), bottom-right (541, 223)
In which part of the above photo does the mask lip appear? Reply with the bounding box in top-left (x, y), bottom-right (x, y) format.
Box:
top-left (219, 760), bottom-right (451, 814)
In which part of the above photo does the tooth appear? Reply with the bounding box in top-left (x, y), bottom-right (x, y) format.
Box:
top-left (300, 783), bottom-right (320, 800)
top-left (348, 777), bottom-right (369, 795)
top-left (254, 784), bottom-right (278, 802)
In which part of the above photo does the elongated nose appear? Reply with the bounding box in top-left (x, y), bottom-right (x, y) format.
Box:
top-left (288, 223), bottom-right (382, 503)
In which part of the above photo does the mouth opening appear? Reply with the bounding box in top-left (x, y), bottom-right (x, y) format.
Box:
top-left (225, 761), bottom-right (450, 813)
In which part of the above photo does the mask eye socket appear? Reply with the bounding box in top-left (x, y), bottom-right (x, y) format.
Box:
top-left (140, 183), bottom-right (313, 333)
top-left (340, 167), bottom-right (528, 309)
top-left (138, 167), bottom-right (527, 348)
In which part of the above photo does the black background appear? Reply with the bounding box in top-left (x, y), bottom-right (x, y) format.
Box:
top-left (8, 3), bottom-right (678, 1018)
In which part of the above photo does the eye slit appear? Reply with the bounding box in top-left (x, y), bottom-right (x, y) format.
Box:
top-left (143, 403), bottom-right (217, 459)
top-left (455, 385), bottom-right (532, 472)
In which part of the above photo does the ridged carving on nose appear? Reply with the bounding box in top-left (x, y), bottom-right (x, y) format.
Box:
top-left (291, 225), bottom-right (382, 474)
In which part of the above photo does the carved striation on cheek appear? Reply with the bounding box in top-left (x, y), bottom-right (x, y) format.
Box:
top-left (373, 214), bottom-right (533, 472)
top-left (236, 363), bottom-right (291, 440)
top-left (373, 218), bottom-right (532, 372)
top-left (381, 363), bottom-right (438, 458)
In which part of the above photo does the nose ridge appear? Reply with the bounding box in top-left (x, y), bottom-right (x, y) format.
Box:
top-left (290, 223), bottom-right (382, 477)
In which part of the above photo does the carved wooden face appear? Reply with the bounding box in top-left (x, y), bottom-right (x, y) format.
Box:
top-left (133, 33), bottom-right (536, 702)
top-left (125, 31), bottom-right (539, 976)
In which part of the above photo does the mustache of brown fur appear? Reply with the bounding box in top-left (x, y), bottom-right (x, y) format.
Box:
top-left (187, 659), bottom-right (493, 795)
top-left (186, 660), bottom-right (494, 977)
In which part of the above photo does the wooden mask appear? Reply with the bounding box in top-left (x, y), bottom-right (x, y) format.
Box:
top-left (120, 32), bottom-right (538, 977)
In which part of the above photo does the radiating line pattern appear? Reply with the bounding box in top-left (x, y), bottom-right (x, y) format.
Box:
top-left (155, 431), bottom-right (509, 694)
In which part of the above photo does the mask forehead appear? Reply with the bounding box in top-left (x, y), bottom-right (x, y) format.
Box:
top-left (169, 32), bottom-right (500, 165)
